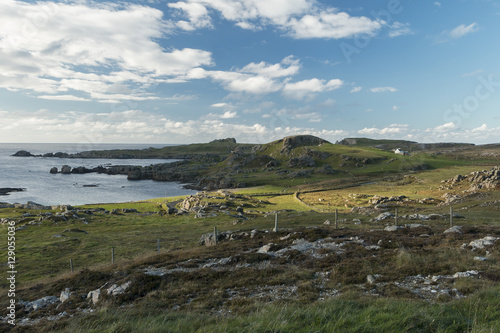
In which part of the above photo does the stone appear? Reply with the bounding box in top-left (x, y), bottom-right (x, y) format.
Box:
top-left (106, 281), bottom-right (131, 296)
top-left (453, 270), bottom-right (479, 278)
top-left (443, 226), bottom-right (462, 234)
top-left (324, 220), bottom-right (331, 225)
top-left (60, 288), bottom-right (72, 303)
top-left (32, 296), bottom-right (59, 311)
top-left (87, 289), bottom-right (101, 305)
top-left (258, 243), bottom-right (274, 254)
top-left (373, 212), bottom-right (394, 222)
top-left (468, 236), bottom-right (499, 250)
top-left (366, 275), bottom-right (376, 285)
top-left (384, 225), bottom-right (401, 232)
top-left (199, 232), bottom-right (219, 246)
top-left (50, 167), bottom-right (58, 174)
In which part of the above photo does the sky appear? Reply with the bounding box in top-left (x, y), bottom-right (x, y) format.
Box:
top-left (1, 0), bottom-right (500, 145)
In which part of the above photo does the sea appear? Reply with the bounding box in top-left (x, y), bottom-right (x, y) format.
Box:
top-left (0, 143), bottom-right (198, 206)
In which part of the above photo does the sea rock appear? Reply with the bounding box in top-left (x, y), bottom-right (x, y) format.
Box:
top-left (61, 165), bottom-right (72, 174)
top-left (12, 150), bottom-right (34, 157)
top-left (50, 167), bottom-right (58, 174)
top-left (0, 188), bottom-right (25, 196)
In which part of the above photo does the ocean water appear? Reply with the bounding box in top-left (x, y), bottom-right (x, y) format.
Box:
top-left (0, 143), bottom-right (197, 206)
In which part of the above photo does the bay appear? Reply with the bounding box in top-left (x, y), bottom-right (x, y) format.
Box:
top-left (0, 143), bottom-right (197, 206)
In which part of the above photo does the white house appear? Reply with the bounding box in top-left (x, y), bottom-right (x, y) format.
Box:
top-left (395, 148), bottom-right (409, 156)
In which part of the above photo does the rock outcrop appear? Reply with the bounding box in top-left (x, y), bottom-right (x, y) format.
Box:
top-left (441, 166), bottom-right (500, 193)
top-left (280, 135), bottom-right (330, 155)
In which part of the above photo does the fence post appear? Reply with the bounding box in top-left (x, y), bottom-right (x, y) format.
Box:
top-left (395, 209), bottom-right (398, 226)
top-left (112, 247), bottom-right (115, 264)
top-left (274, 213), bottom-right (278, 232)
top-left (335, 209), bottom-right (338, 229)
top-left (214, 226), bottom-right (218, 246)
top-left (450, 206), bottom-right (453, 227)
top-left (70, 259), bottom-right (74, 273)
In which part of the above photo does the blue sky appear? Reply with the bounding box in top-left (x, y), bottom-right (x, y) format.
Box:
top-left (1, 0), bottom-right (500, 144)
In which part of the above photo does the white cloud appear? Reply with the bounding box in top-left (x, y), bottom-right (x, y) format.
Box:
top-left (170, 0), bottom-right (383, 39)
top-left (431, 122), bottom-right (457, 132)
top-left (282, 78), bottom-right (343, 100)
top-left (388, 22), bottom-right (413, 38)
top-left (350, 86), bottom-right (362, 93)
top-left (38, 95), bottom-right (91, 102)
top-left (392, 105), bottom-right (400, 111)
top-left (358, 124), bottom-right (409, 135)
top-left (286, 10), bottom-right (383, 39)
top-left (370, 87), bottom-right (398, 93)
top-left (221, 111), bottom-right (238, 119)
top-left (211, 103), bottom-right (229, 108)
top-left (449, 23), bottom-right (479, 39)
top-left (239, 56), bottom-right (300, 78)
top-left (434, 2), bottom-right (441, 7)
top-left (0, 0), bottom-right (212, 101)
top-left (168, 1), bottom-right (212, 31)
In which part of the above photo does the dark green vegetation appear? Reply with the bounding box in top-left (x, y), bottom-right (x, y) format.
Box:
top-left (2, 135), bottom-right (500, 332)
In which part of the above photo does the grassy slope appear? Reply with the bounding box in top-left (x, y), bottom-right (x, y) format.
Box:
top-left (74, 141), bottom-right (253, 158)
top-left (2, 138), bottom-right (500, 332)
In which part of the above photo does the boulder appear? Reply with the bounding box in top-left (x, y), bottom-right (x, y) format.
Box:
top-left (106, 281), bottom-right (131, 296)
top-left (60, 288), bottom-right (72, 303)
top-left (61, 165), bottom-right (72, 174)
top-left (50, 167), bottom-right (58, 174)
top-left (443, 226), bottom-right (462, 234)
top-left (199, 232), bottom-right (218, 246)
top-left (32, 296), bottom-right (59, 311)
top-left (87, 289), bottom-right (101, 305)
top-left (372, 212), bottom-right (394, 222)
